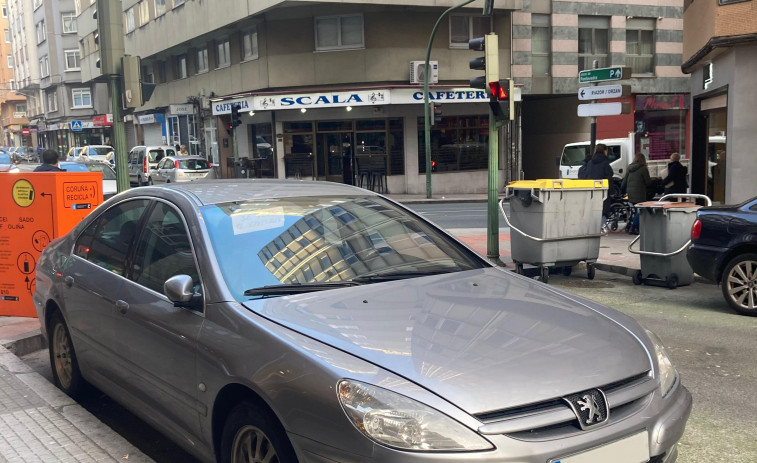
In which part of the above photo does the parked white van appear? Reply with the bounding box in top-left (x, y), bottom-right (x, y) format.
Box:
top-left (128, 145), bottom-right (177, 186)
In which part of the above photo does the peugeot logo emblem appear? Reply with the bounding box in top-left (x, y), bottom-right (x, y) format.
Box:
top-left (562, 388), bottom-right (610, 430)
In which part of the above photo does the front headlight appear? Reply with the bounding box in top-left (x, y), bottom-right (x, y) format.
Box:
top-left (645, 329), bottom-right (678, 396)
top-left (337, 379), bottom-right (493, 452)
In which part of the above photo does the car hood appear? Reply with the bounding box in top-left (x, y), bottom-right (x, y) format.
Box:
top-left (246, 268), bottom-right (651, 414)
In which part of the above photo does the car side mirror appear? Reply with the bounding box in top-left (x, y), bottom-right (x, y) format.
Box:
top-left (164, 274), bottom-right (203, 310)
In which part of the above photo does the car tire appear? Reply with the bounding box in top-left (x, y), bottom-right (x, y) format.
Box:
top-left (220, 401), bottom-right (298, 463)
top-left (48, 311), bottom-right (88, 399)
top-left (148, 177), bottom-right (153, 185)
top-left (540, 267), bottom-right (549, 283)
top-left (137, 175), bottom-right (144, 187)
top-left (720, 253), bottom-right (757, 316)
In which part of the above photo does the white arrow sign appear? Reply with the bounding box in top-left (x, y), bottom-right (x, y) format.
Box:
top-left (578, 84), bottom-right (630, 101)
top-left (577, 102), bottom-right (631, 117)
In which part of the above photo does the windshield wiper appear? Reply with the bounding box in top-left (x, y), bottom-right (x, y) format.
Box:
top-left (351, 269), bottom-right (454, 283)
top-left (244, 281), bottom-right (362, 298)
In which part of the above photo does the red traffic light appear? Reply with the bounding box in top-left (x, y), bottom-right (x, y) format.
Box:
top-left (489, 81), bottom-right (507, 101)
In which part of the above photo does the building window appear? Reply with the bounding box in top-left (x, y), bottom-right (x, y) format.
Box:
top-left (36, 20), bottom-right (46, 44)
top-left (155, 0), bottom-right (166, 17)
top-left (216, 37), bottom-right (230, 68)
top-left (578, 16), bottom-right (609, 70)
top-left (7, 55), bottom-right (13, 68)
top-left (139, 1), bottom-right (149, 27)
top-left (176, 54), bottom-right (187, 78)
top-left (173, 0), bottom-right (184, 7)
top-left (15, 103), bottom-right (25, 113)
top-left (47, 91), bottom-right (57, 112)
top-left (626, 18), bottom-right (655, 75)
top-left (417, 115), bottom-right (489, 173)
top-left (196, 46), bottom-right (208, 73)
top-left (33, 0), bottom-right (42, 10)
top-left (703, 62), bottom-right (713, 90)
top-left (1, 4), bottom-right (7, 18)
top-left (62, 12), bottom-right (77, 33)
top-left (39, 55), bottom-right (49, 77)
top-left (242, 27), bottom-right (258, 61)
top-left (532, 14), bottom-right (551, 76)
top-left (64, 49), bottom-right (80, 71)
top-left (72, 88), bottom-right (92, 108)
top-left (449, 14), bottom-right (492, 48)
top-left (4, 29), bottom-right (9, 43)
top-left (9, 79), bottom-right (14, 90)
top-left (315, 14), bottom-right (364, 51)
top-left (142, 64), bottom-right (154, 83)
top-left (125, 8), bottom-right (135, 33)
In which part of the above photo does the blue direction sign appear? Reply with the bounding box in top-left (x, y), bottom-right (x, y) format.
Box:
top-left (70, 120), bottom-right (83, 132)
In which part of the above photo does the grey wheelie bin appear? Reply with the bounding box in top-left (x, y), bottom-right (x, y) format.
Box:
top-left (500, 179), bottom-right (608, 283)
top-left (628, 194), bottom-right (711, 289)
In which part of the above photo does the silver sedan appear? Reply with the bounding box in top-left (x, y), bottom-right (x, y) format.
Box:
top-left (34, 180), bottom-right (691, 463)
top-left (148, 155), bottom-right (216, 184)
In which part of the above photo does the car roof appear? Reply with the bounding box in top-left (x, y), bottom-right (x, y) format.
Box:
top-left (164, 155), bottom-right (207, 160)
top-left (141, 179), bottom-right (374, 206)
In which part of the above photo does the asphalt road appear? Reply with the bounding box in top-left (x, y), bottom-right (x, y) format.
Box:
top-left (404, 200), bottom-right (510, 231)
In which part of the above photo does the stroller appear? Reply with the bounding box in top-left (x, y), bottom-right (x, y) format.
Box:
top-left (605, 178), bottom-right (635, 232)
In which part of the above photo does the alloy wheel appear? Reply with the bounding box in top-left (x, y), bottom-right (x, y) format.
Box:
top-left (52, 322), bottom-right (73, 390)
top-left (723, 255), bottom-right (757, 314)
top-left (231, 425), bottom-right (278, 463)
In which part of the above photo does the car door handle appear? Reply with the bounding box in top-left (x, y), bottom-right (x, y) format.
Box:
top-left (64, 276), bottom-right (74, 288)
top-left (115, 300), bottom-right (129, 314)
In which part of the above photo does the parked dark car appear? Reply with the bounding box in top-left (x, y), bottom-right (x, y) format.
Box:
top-left (687, 196), bottom-right (757, 315)
top-left (34, 180), bottom-right (691, 463)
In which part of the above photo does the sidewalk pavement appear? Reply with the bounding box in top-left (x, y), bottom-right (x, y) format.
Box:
top-left (0, 193), bottom-right (647, 462)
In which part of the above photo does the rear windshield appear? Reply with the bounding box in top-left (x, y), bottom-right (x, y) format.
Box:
top-left (177, 159), bottom-right (210, 170)
top-left (148, 149), bottom-right (175, 162)
top-left (561, 145), bottom-right (589, 166)
top-left (86, 163), bottom-right (117, 180)
top-left (86, 147), bottom-right (112, 157)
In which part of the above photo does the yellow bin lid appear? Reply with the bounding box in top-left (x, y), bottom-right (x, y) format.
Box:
top-left (507, 179), bottom-right (607, 189)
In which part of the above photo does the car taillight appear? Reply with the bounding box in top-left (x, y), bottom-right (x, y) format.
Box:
top-left (691, 219), bottom-right (702, 240)
top-left (143, 156), bottom-right (148, 173)
top-left (175, 160), bottom-right (181, 168)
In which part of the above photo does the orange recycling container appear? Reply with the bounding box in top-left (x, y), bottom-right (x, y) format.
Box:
top-left (0, 172), bottom-right (104, 317)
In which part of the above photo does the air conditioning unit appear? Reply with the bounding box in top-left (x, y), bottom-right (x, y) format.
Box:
top-left (410, 60), bottom-right (438, 84)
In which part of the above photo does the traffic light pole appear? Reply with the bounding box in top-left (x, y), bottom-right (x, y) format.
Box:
top-left (423, 0), bottom-right (475, 198)
top-left (487, 102), bottom-right (501, 263)
top-left (110, 74), bottom-right (129, 193)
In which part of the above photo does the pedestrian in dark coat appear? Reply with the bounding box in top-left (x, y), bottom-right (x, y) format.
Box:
top-left (33, 149), bottom-right (65, 172)
top-left (662, 152), bottom-right (688, 195)
top-left (621, 153), bottom-right (652, 234)
top-left (579, 143), bottom-right (614, 227)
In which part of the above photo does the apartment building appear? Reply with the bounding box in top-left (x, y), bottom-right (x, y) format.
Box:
top-left (78, 0), bottom-right (687, 193)
top-left (3, 0), bottom-right (29, 148)
top-left (681, 0), bottom-right (757, 204)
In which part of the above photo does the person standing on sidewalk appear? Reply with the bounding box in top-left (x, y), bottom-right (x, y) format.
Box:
top-left (579, 143), bottom-right (614, 229)
top-left (662, 152), bottom-right (688, 195)
top-left (621, 152), bottom-right (652, 234)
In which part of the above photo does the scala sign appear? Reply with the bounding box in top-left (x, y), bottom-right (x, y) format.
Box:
top-left (578, 67), bottom-right (631, 83)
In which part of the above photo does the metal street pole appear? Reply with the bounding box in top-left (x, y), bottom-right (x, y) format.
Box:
top-left (423, 0), bottom-right (475, 198)
top-left (110, 75), bottom-right (129, 193)
top-left (487, 101), bottom-right (500, 262)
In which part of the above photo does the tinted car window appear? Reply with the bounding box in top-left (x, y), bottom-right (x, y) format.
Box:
top-left (201, 195), bottom-right (485, 301)
top-left (607, 146), bottom-right (620, 163)
top-left (132, 202), bottom-right (200, 294)
top-left (177, 159), bottom-right (209, 170)
top-left (560, 146), bottom-right (589, 166)
top-left (74, 200), bottom-right (150, 276)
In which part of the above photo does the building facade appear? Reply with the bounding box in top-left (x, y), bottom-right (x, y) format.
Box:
top-left (681, 0), bottom-right (757, 204)
top-left (3, 0), bottom-right (29, 148)
top-left (77, 0), bottom-right (688, 194)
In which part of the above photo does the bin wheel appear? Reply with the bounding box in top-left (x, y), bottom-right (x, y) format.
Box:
top-left (632, 270), bottom-right (643, 286)
top-left (540, 267), bottom-right (549, 283)
top-left (610, 221), bottom-right (618, 231)
top-left (587, 264), bottom-right (596, 280)
top-left (562, 266), bottom-right (572, 277)
top-left (514, 263), bottom-right (523, 275)
top-left (667, 275), bottom-right (679, 290)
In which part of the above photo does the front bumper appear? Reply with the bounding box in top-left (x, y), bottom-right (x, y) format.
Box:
top-left (289, 383), bottom-right (693, 462)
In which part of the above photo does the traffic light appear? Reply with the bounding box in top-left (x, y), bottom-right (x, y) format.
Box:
top-left (231, 105), bottom-right (242, 128)
top-left (489, 79), bottom-right (515, 121)
top-left (226, 122), bottom-right (234, 136)
top-left (433, 103), bottom-right (443, 126)
top-left (469, 33), bottom-right (499, 96)
top-left (122, 55), bottom-right (158, 108)
top-left (94, 0), bottom-right (124, 76)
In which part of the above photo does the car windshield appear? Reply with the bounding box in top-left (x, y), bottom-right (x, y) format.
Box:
top-left (86, 163), bottom-right (117, 179)
top-left (560, 145), bottom-right (589, 166)
top-left (201, 195), bottom-right (485, 301)
top-left (0, 153), bottom-right (10, 164)
top-left (177, 159), bottom-right (209, 170)
top-left (86, 146), bottom-right (112, 157)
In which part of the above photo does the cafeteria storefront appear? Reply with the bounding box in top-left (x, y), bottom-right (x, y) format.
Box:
top-left (211, 87), bottom-right (516, 194)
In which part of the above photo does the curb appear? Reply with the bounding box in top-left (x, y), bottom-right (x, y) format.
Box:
top-left (1, 331), bottom-right (45, 357)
